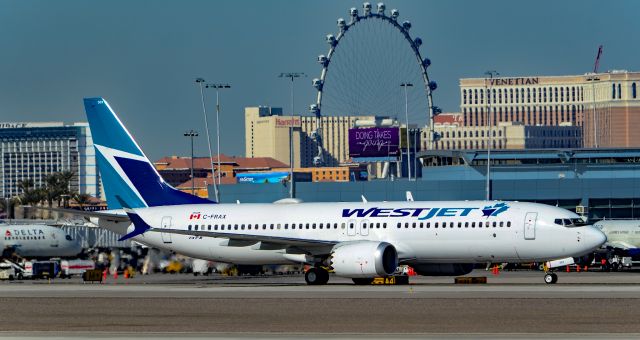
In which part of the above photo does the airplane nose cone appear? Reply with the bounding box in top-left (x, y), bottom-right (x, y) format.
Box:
top-left (585, 226), bottom-right (607, 249)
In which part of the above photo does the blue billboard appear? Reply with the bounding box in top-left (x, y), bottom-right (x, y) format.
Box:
top-left (236, 172), bottom-right (289, 184)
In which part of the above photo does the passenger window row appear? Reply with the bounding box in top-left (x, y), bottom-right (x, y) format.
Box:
top-left (188, 222), bottom-right (349, 231)
top-left (396, 221), bottom-right (512, 229)
top-left (186, 221), bottom-right (512, 232)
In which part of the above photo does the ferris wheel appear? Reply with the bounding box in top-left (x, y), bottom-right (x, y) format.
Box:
top-left (309, 2), bottom-right (441, 166)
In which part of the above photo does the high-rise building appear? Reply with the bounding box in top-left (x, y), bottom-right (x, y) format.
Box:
top-left (245, 106), bottom-right (302, 168)
top-left (459, 71), bottom-right (640, 148)
top-left (245, 106), bottom-right (380, 167)
top-left (0, 122), bottom-right (100, 199)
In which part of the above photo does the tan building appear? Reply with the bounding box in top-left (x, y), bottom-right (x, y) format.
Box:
top-left (245, 106), bottom-right (380, 167)
top-left (429, 118), bottom-right (582, 150)
top-left (245, 106), bottom-right (301, 168)
top-left (460, 71), bottom-right (640, 148)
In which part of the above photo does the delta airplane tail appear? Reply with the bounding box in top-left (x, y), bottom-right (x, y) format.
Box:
top-left (84, 97), bottom-right (212, 209)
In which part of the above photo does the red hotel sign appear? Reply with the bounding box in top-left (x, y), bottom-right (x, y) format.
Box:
top-left (275, 117), bottom-right (301, 128)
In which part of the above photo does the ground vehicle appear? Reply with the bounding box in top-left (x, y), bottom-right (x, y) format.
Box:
top-left (161, 260), bottom-right (184, 274)
top-left (192, 259), bottom-right (210, 276)
top-left (60, 260), bottom-right (95, 278)
top-left (0, 262), bottom-right (16, 280)
top-left (610, 256), bottom-right (633, 271)
top-left (23, 261), bottom-right (60, 279)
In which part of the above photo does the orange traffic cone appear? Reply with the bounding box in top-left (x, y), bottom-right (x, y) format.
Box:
top-left (124, 269), bottom-right (129, 279)
top-left (584, 266), bottom-right (588, 272)
top-left (102, 269), bottom-right (108, 283)
top-left (576, 265), bottom-right (581, 272)
top-left (113, 270), bottom-right (118, 281)
top-left (566, 265), bottom-right (570, 272)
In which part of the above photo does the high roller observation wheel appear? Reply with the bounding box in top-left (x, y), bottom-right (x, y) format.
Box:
top-left (309, 2), bottom-right (441, 166)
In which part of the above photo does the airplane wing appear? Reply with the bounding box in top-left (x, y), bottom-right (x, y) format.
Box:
top-left (25, 206), bottom-right (130, 223)
top-left (149, 227), bottom-right (339, 248)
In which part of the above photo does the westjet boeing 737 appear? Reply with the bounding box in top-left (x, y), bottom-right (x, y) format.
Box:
top-left (76, 97), bottom-right (606, 285)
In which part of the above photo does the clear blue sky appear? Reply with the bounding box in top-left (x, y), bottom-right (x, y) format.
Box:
top-left (1, 0), bottom-right (638, 160)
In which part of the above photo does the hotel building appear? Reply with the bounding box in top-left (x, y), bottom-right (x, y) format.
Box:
top-left (459, 71), bottom-right (640, 148)
top-left (245, 106), bottom-right (380, 167)
top-left (0, 122), bottom-right (100, 199)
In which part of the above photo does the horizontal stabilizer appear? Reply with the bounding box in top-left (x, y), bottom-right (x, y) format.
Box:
top-left (24, 205), bottom-right (129, 223)
top-left (116, 196), bottom-right (151, 241)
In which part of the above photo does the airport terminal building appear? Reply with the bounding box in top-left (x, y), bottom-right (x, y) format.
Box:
top-left (0, 122), bottom-right (100, 199)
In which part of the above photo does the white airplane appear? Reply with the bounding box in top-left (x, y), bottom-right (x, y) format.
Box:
top-left (1, 224), bottom-right (82, 258)
top-left (593, 220), bottom-right (640, 257)
top-left (73, 97), bottom-right (606, 285)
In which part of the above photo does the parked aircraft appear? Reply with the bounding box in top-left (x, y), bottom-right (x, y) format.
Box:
top-left (593, 220), bottom-right (640, 256)
top-left (1, 224), bottom-right (82, 258)
top-left (68, 97), bottom-right (607, 285)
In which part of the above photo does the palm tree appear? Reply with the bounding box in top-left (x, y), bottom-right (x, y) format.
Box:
top-left (43, 173), bottom-right (62, 208)
top-left (16, 179), bottom-right (44, 219)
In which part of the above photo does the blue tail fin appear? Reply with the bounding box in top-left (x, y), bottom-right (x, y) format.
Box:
top-left (84, 97), bottom-right (213, 209)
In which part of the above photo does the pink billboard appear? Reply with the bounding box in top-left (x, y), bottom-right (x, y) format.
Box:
top-left (349, 127), bottom-right (400, 158)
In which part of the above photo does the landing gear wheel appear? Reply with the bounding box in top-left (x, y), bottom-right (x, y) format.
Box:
top-left (305, 267), bottom-right (329, 285)
top-left (544, 273), bottom-right (558, 284)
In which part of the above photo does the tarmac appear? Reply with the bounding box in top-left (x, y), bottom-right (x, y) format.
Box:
top-left (1, 269), bottom-right (640, 338)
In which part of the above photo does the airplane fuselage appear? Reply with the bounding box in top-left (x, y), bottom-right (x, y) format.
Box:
top-left (594, 220), bottom-right (640, 250)
top-left (98, 200), bottom-right (604, 265)
top-left (1, 225), bottom-right (82, 258)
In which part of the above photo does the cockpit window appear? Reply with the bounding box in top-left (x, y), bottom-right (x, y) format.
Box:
top-left (65, 235), bottom-right (73, 241)
top-left (556, 218), bottom-right (587, 228)
top-left (570, 218), bottom-right (587, 227)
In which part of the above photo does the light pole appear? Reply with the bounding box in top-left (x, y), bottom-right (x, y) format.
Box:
top-left (195, 78), bottom-right (218, 202)
top-left (586, 75), bottom-right (600, 148)
top-left (205, 83), bottom-right (231, 196)
top-left (400, 83), bottom-right (413, 181)
top-left (484, 70), bottom-right (499, 201)
top-left (183, 130), bottom-right (199, 195)
top-left (279, 72), bottom-right (306, 198)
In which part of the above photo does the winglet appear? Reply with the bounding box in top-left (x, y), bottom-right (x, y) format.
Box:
top-left (116, 196), bottom-right (151, 241)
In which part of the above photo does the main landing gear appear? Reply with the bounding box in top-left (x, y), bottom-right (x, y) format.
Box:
top-left (544, 272), bottom-right (558, 284)
top-left (305, 267), bottom-right (330, 285)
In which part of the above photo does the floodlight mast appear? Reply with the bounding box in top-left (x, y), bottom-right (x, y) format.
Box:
top-left (279, 72), bottom-right (306, 198)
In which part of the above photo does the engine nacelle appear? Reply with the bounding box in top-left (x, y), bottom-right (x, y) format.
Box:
top-left (330, 241), bottom-right (398, 278)
top-left (411, 263), bottom-right (474, 276)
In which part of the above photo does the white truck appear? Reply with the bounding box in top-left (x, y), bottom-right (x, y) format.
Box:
top-left (0, 261), bottom-right (16, 280)
top-left (60, 260), bottom-right (95, 278)
top-left (609, 256), bottom-right (633, 271)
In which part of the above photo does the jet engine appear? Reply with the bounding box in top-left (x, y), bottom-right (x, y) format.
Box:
top-left (410, 263), bottom-right (474, 276)
top-left (330, 241), bottom-right (398, 278)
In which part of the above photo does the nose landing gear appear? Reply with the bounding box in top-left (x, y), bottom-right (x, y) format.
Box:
top-left (544, 272), bottom-right (558, 284)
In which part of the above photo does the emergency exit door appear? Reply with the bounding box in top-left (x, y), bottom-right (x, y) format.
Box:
top-left (524, 212), bottom-right (537, 240)
top-left (161, 216), bottom-right (172, 243)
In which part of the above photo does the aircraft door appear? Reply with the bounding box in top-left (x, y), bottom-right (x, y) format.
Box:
top-left (50, 231), bottom-right (59, 248)
top-left (347, 219), bottom-right (357, 236)
top-left (161, 216), bottom-right (172, 243)
top-left (360, 219), bottom-right (370, 236)
top-left (524, 212), bottom-right (537, 240)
